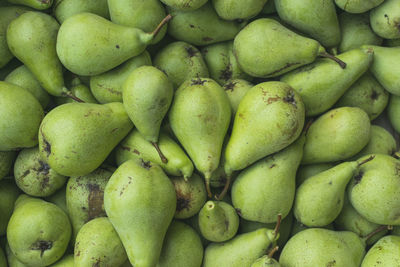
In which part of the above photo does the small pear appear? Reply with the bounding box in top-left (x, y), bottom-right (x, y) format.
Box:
top-left (296, 163), bottom-right (335, 186)
top-left (7, 0), bottom-right (52, 9)
top-left (5, 242), bottom-right (28, 267)
top-left (388, 94), bottom-right (400, 132)
top-left (223, 79), bottom-right (253, 117)
top-left (370, 0), bottom-right (400, 39)
top-left (290, 219), bottom-right (335, 236)
top-left (361, 235), bottom-right (400, 266)
top-left (212, 0), bottom-right (268, 20)
top-left (0, 151), bottom-right (17, 180)
top-left (161, 0), bottom-right (208, 11)
top-left (335, 0), bottom-right (384, 13)
top-left (53, 0), bottom-right (110, 23)
top-left (55, 77), bottom-right (98, 105)
top-left (104, 159), bottom-right (176, 267)
top-left (50, 254), bottom-right (74, 267)
top-left (251, 247), bottom-right (281, 267)
top-left (302, 107), bottom-right (371, 164)
top-left (74, 217), bottom-right (127, 267)
top-left (0, 179), bottom-right (20, 235)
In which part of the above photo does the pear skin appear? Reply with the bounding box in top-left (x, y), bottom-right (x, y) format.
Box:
top-left (335, 0), bottom-right (384, 13)
top-left (161, 0), bottom-right (208, 11)
top-left (53, 0), bottom-right (110, 23)
top-left (388, 94), bottom-right (400, 132)
top-left (212, 0), bottom-right (268, 20)
top-left (7, 0), bottom-right (52, 10)
top-left (370, 0), bottom-right (400, 39)
top-left (49, 254), bottom-right (74, 267)
top-left (361, 235), bottom-right (400, 266)
top-left (223, 79), bottom-right (253, 117)
top-left (0, 179), bottom-right (20, 236)
top-left (296, 163), bottom-right (335, 186)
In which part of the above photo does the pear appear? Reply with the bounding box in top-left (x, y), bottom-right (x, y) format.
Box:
top-left (108, 0), bottom-right (167, 44)
top-left (45, 186), bottom-right (67, 215)
top-left (7, 0), bottom-right (52, 9)
top-left (275, 0), bottom-right (340, 48)
top-left (0, 81), bottom-right (44, 151)
top-left (5, 65), bottom-right (50, 108)
top-left (290, 219), bottom-right (335, 236)
top-left (5, 242), bottom-right (28, 267)
top-left (281, 48), bottom-right (373, 116)
top-left (168, 78), bottom-right (231, 195)
top-left (154, 41), bottom-right (209, 88)
top-left (296, 163), bottom-right (335, 186)
top-left (123, 66), bottom-right (174, 162)
top-left (388, 94), bottom-right (400, 132)
top-left (223, 79), bottom-right (253, 117)
top-left (56, 13), bottom-right (171, 76)
top-left (370, 0), bottom-right (400, 39)
top-left (198, 201), bottom-right (239, 242)
top-left (54, 78), bottom-right (98, 105)
top-left (115, 129), bottom-right (194, 179)
top-left (232, 134), bottom-right (305, 223)
top-left (104, 159), bottom-right (176, 267)
top-left (0, 179), bottom-right (20, 235)
top-left (0, 151), bottom-right (16, 180)
top-left (161, 0), bottom-right (208, 11)
top-left (302, 107), bottom-right (371, 164)
top-left (348, 154), bottom-right (400, 225)
top-left (14, 147), bottom-right (67, 197)
top-left (157, 221), bottom-right (204, 267)
top-left (224, 81), bottom-right (305, 174)
top-left (167, 3), bottom-right (244, 46)
top-left (7, 195), bottom-right (71, 266)
top-left (201, 41), bottom-right (252, 85)
top-left (203, 228), bottom-right (280, 267)
top-left (50, 254), bottom-right (74, 267)
top-left (251, 247), bottom-right (281, 267)
top-left (212, 0), bottom-right (268, 20)
top-left (74, 217), bottom-right (127, 267)
top-left (365, 45), bottom-right (400, 95)
top-left (171, 174), bottom-right (207, 219)
top-left (335, 0), bottom-right (384, 13)
top-left (90, 51), bottom-right (151, 103)
top-left (53, 0), bottom-right (109, 23)
top-left (335, 72), bottom-right (389, 120)
top-left (38, 102), bottom-right (133, 176)
top-left (66, 168), bottom-right (111, 240)
top-left (280, 228), bottom-right (365, 267)
top-left (361, 235), bottom-right (400, 266)
top-left (338, 13), bottom-right (383, 53)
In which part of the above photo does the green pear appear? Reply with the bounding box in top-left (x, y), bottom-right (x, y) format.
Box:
top-left (104, 159), bottom-right (176, 267)
top-left (53, 0), bottom-right (109, 23)
top-left (0, 179), bottom-right (20, 236)
top-left (281, 48), bottom-right (373, 116)
top-left (7, 195), bottom-right (71, 266)
top-left (90, 51), bottom-right (151, 103)
top-left (0, 6), bottom-right (30, 68)
top-left (335, 72), bottom-right (389, 120)
top-left (365, 45), bottom-right (400, 95)
top-left (224, 81), bottom-right (305, 174)
top-left (370, 0), bottom-right (400, 39)
top-left (201, 41), bottom-right (252, 85)
top-left (55, 77), bottom-right (98, 105)
top-left (167, 3), bottom-right (244, 46)
top-left (7, 0), bottom-right (52, 9)
top-left (388, 94), bottom-right (400, 132)
top-left (154, 41), bottom-right (209, 88)
top-left (212, 0), bottom-right (268, 20)
top-left (232, 134), bottom-right (305, 223)
top-left (0, 151), bottom-right (17, 180)
top-left (161, 0), bottom-right (208, 11)
top-left (66, 168), bottom-right (112, 240)
top-left (14, 147), bottom-right (67, 197)
top-left (38, 102), bottom-right (133, 176)
top-left (108, 0), bottom-right (167, 44)
top-left (56, 12), bottom-right (171, 76)
top-left (296, 163), bottom-right (335, 186)
top-left (5, 65), bottom-right (50, 108)
top-left (251, 247), bottom-right (280, 267)
top-left (348, 154), bottom-right (400, 225)
top-left (45, 186), bottom-right (67, 215)
top-left (290, 219), bottom-right (335, 236)
top-left (203, 228), bottom-right (280, 267)
top-left (280, 228), bottom-right (365, 267)
top-left (171, 174), bottom-right (207, 219)
top-left (5, 242), bottom-right (28, 267)
top-left (184, 214), bottom-right (210, 247)
top-left (0, 81), bottom-right (44, 151)
top-left (168, 78), bottom-right (231, 195)
top-left (361, 235), bottom-right (400, 266)
top-left (335, 0), bottom-right (384, 13)
top-left (338, 13), bottom-right (383, 53)
top-left (223, 79), bottom-right (253, 117)
top-left (157, 221), bottom-right (204, 267)
top-left (115, 129), bottom-right (194, 179)
top-left (74, 217), bottom-right (127, 267)
top-left (302, 107), bottom-right (371, 164)
top-left (275, 0), bottom-right (340, 48)
top-left (49, 254), bottom-right (74, 267)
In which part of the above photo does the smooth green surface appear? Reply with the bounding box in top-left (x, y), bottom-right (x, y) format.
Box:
top-left (296, 163), bottom-right (335, 186)
top-left (49, 254), bottom-right (74, 267)
top-left (161, 0), bottom-right (208, 10)
top-left (7, 0), bottom-right (52, 9)
top-left (223, 79), bottom-right (253, 117)
top-left (335, 0), bottom-right (384, 13)
top-left (370, 0), bottom-right (400, 39)
top-left (212, 0), bottom-right (267, 20)
top-left (388, 94), bottom-right (400, 132)
top-left (53, 0), bottom-right (109, 23)
top-left (361, 235), bottom-right (400, 266)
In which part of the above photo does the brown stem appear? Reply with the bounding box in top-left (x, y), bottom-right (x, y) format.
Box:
top-left (268, 246), bottom-right (279, 258)
top-left (205, 179), bottom-right (212, 198)
top-left (319, 52), bottom-right (347, 69)
top-left (357, 155), bottom-right (375, 166)
top-left (215, 175), bottom-right (231, 201)
top-left (151, 14), bottom-right (173, 38)
top-left (273, 214), bottom-right (282, 239)
top-left (151, 142), bottom-right (168, 164)
top-left (64, 91), bottom-right (84, 103)
top-left (363, 225), bottom-right (389, 242)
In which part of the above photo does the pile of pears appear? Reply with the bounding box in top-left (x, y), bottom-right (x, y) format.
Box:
top-left (1, 0), bottom-right (400, 266)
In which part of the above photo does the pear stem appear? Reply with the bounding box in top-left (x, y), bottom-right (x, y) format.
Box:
top-left (205, 179), bottom-right (212, 198)
top-left (215, 175), bottom-right (231, 201)
top-left (319, 52), bottom-right (347, 69)
top-left (268, 246), bottom-right (279, 258)
top-left (151, 142), bottom-right (168, 164)
top-left (273, 214), bottom-right (282, 239)
top-left (64, 91), bottom-right (84, 103)
top-left (357, 155), bottom-right (375, 166)
top-left (151, 14), bottom-right (173, 38)
top-left (363, 225), bottom-right (389, 242)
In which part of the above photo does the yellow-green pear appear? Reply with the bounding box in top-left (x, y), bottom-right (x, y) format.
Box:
top-left (296, 163), bottom-right (335, 186)
top-left (361, 235), bottom-right (400, 266)
top-left (334, 0), bottom-right (384, 13)
top-left (223, 79), bottom-right (253, 117)
top-left (7, 0), bottom-right (53, 9)
top-left (161, 0), bottom-right (208, 11)
top-left (49, 254), bottom-right (73, 267)
top-left (5, 242), bottom-right (28, 267)
top-left (212, 0), bottom-right (268, 20)
top-left (53, 0), bottom-right (109, 23)
top-left (251, 247), bottom-right (281, 267)
top-left (370, 0), bottom-right (400, 39)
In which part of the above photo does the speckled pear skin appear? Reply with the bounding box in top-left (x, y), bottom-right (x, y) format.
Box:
top-left (7, 0), bottom-right (52, 9)
top-left (154, 41), bottom-right (209, 89)
top-left (104, 159), bottom-right (176, 267)
top-left (224, 81), bottom-right (305, 174)
top-left (302, 107), bottom-right (371, 164)
top-left (74, 217), bottom-right (127, 267)
top-left (364, 46), bottom-right (400, 96)
top-left (161, 0), bottom-right (208, 11)
top-left (233, 18), bottom-right (321, 78)
top-left (280, 228), bottom-right (365, 267)
top-left (370, 0), bottom-right (400, 39)
top-left (90, 51), bottom-right (151, 103)
top-left (281, 48), bottom-right (374, 117)
top-left (212, 0), bottom-right (268, 20)
top-left (7, 11), bottom-right (69, 97)
top-left (157, 221), bottom-right (204, 267)
top-left (0, 151), bottom-right (16, 180)
top-left (50, 254), bottom-right (74, 267)
top-left (251, 255), bottom-right (281, 267)
top-left (168, 78), bottom-right (231, 180)
top-left (348, 154), bottom-right (400, 225)
top-left (296, 163), bottom-right (335, 186)
top-left (334, 0), bottom-right (384, 13)
top-left (361, 235), bottom-right (400, 266)
top-left (0, 179), bottom-right (20, 236)
top-left (388, 94), bottom-right (400, 133)
top-left (38, 102), bottom-right (133, 177)
top-left (53, 0), bottom-right (109, 23)
top-left (203, 228), bottom-right (279, 267)
top-left (223, 79), bottom-right (253, 117)
top-left (167, 3), bottom-right (244, 46)
top-left (275, 0), bottom-right (340, 47)
top-left (0, 81), bottom-right (44, 151)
